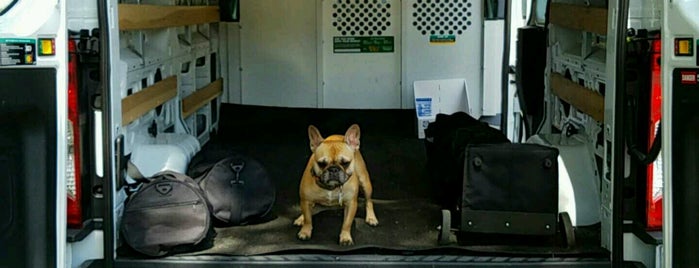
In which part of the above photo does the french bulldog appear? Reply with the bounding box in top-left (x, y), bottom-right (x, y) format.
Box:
top-left (294, 124), bottom-right (378, 245)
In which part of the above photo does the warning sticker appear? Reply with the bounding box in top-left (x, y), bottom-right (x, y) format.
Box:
top-left (680, 71), bottom-right (698, 85)
top-left (0, 38), bottom-right (36, 66)
top-left (333, 36), bottom-right (394, 53)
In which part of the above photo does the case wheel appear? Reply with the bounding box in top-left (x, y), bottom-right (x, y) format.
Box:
top-left (559, 211), bottom-right (576, 248)
top-left (438, 209), bottom-right (457, 245)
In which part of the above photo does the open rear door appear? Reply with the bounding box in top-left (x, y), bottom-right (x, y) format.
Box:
top-left (0, 0), bottom-right (68, 267)
top-left (0, 68), bottom-right (60, 268)
top-left (663, 0), bottom-right (699, 266)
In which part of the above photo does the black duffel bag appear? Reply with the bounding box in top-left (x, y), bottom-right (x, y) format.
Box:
top-left (121, 171), bottom-right (213, 257)
top-left (188, 152), bottom-right (276, 226)
top-left (424, 112), bottom-right (510, 209)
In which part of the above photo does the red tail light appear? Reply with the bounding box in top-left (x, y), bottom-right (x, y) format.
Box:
top-left (646, 37), bottom-right (662, 230)
top-left (67, 40), bottom-right (83, 228)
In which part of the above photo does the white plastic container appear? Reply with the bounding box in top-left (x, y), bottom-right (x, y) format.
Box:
top-left (527, 133), bottom-right (601, 226)
top-left (129, 133), bottom-right (201, 178)
top-left (413, 79), bottom-right (472, 139)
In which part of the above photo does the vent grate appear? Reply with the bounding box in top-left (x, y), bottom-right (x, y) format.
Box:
top-left (332, 0), bottom-right (394, 36)
top-left (411, 0), bottom-right (473, 36)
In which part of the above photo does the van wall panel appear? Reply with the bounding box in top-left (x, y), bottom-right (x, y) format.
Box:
top-left (240, 0), bottom-right (319, 108)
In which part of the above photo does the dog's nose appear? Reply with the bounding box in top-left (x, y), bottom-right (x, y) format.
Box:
top-left (328, 166), bottom-right (341, 173)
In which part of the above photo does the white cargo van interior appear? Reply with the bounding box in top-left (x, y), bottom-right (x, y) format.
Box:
top-left (4, 0), bottom-right (699, 266)
top-left (94, 0), bottom-right (666, 266)
top-left (99, 0), bottom-right (633, 264)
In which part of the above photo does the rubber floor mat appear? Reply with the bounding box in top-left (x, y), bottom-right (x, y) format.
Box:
top-left (189, 199), bottom-right (443, 256)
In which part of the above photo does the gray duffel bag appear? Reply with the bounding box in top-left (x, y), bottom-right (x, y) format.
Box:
top-left (120, 170), bottom-right (213, 257)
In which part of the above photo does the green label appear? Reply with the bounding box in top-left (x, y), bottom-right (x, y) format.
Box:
top-left (0, 38), bottom-right (35, 44)
top-left (333, 36), bottom-right (394, 53)
top-left (0, 38), bottom-right (36, 66)
top-left (429, 34), bottom-right (456, 44)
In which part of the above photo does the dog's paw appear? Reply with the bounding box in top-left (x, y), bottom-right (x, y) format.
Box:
top-left (339, 232), bottom-right (354, 246)
top-left (365, 215), bottom-right (379, 226)
top-left (297, 227), bottom-right (312, 241)
top-left (293, 215), bottom-right (304, 226)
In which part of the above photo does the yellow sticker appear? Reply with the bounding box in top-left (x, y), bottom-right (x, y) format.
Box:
top-left (40, 39), bottom-right (54, 55)
top-left (675, 38), bottom-right (694, 56)
top-left (678, 39), bottom-right (690, 54)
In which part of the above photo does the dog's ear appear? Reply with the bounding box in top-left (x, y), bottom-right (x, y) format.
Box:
top-left (308, 125), bottom-right (324, 152)
top-left (344, 124), bottom-right (361, 150)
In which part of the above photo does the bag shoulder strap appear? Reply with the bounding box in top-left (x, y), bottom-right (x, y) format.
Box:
top-left (123, 161), bottom-right (151, 196)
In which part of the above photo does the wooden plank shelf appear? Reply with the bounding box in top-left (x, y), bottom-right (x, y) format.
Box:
top-left (118, 4), bottom-right (220, 31)
top-left (122, 76), bottom-right (178, 126)
top-left (182, 78), bottom-right (223, 118)
top-left (549, 3), bottom-right (608, 35)
top-left (550, 73), bottom-right (605, 122)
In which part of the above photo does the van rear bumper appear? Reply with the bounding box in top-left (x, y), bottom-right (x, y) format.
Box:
top-left (86, 254), bottom-right (612, 267)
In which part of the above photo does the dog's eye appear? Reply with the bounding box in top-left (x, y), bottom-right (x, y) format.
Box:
top-left (340, 160), bottom-right (350, 167)
top-left (317, 161), bottom-right (328, 168)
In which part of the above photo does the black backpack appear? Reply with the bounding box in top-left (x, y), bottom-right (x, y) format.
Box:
top-left (120, 171), bottom-right (214, 257)
top-left (188, 152), bottom-right (276, 226)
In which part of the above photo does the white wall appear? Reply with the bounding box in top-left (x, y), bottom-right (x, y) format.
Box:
top-left (401, 0), bottom-right (484, 113)
top-left (321, 0), bottom-right (403, 109)
top-left (222, 22), bottom-right (242, 104)
top-left (225, 0), bottom-right (489, 111)
top-left (239, 0), bottom-right (319, 108)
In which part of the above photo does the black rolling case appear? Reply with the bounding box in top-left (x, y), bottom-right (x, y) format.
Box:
top-left (437, 143), bottom-right (574, 246)
top-left (459, 143), bottom-right (559, 236)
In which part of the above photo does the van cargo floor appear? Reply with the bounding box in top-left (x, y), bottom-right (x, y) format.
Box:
top-left (182, 197), bottom-right (604, 257)
top-left (191, 198), bottom-right (445, 255)
top-left (119, 104), bottom-right (607, 258)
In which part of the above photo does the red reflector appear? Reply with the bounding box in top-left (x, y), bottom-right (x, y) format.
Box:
top-left (67, 40), bottom-right (82, 229)
top-left (646, 37), bottom-right (662, 230)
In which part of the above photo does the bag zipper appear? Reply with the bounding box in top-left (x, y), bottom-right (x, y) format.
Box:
top-left (125, 200), bottom-right (202, 212)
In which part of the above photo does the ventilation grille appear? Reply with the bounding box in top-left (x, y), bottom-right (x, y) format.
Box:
top-left (332, 0), bottom-right (394, 36)
top-left (411, 0), bottom-right (473, 36)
